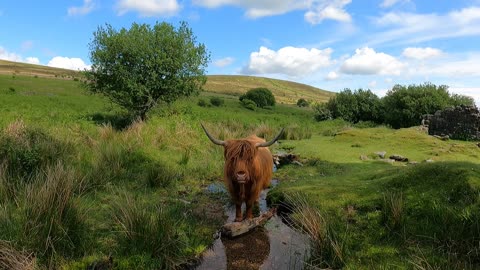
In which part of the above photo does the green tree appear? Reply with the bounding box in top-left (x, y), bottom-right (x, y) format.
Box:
top-left (326, 88), bottom-right (383, 123)
top-left (382, 83), bottom-right (451, 128)
top-left (85, 21), bottom-right (210, 121)
top-left (450, 93), bottom-right (475, 107)
top-left (239, 88), bottom-right (276, 108)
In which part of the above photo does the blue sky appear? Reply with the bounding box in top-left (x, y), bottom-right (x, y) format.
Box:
top-left (1, 0), bottom-right (480, 102)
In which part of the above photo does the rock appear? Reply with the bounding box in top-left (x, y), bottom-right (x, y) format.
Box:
top-left (360, 155), bottom-right (369, 160)
top-left (389, 154), bottom-right (408, 162)
top-left (374, 151), bottom-right (387, 159)
top-left (427, 105), bottom-right (480, 141)
top-left (424, 159), bottom-right (435, 163)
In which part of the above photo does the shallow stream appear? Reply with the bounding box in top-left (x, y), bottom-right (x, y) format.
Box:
top-left (196, 180), bottom-right (309, 270)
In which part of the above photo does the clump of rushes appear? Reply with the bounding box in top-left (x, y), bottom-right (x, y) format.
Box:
top-left (23, 162), bottom-right (89, 267)
top-left (111, 194), bottom-right (188, 269)
top-left (286, 193), bottom-right (347, 269)
top-left (381, 191), bottom-right (405, 233)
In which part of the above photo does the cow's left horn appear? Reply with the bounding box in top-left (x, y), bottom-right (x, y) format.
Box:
top-left (201, 123), bottom-right (226, 146)
top-left (256, 128), bottom-right (284, 147)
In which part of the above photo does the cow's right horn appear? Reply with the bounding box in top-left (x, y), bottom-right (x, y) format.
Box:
top-left (256, 128), bottom-right (284, 147)
top-left (201, 123), bottom-right (226, 146)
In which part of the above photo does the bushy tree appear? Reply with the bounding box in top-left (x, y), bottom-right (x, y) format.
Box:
top-left (326, 88), bottom-right (383, 123)
top-left (297, 98), bottom-right (309, 107)
top-left (239, 88), bottom-right (275, 108)
top-left (450, 93), bottom-right (475, 107)
top-left (382, 83), bottom-right (451, 128)
top-left (85, 21), bottom-right (210, 121)
top-left (312, 103), bottom-right (332, 121)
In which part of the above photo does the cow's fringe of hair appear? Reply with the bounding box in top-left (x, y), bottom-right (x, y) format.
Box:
top-left (225, 141), bottom-right (256, 179)
top-left (225, 140), bottom-right (256, 161)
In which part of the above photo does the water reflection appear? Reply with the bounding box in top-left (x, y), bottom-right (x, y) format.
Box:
top-left (197, 182), bottom-right (309, 270)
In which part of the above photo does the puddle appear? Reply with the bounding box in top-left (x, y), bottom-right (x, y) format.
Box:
top-left (196, 180), bottom-right (309, 270)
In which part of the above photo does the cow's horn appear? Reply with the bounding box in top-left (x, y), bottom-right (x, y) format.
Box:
top-left (201, 123), bottom-right (226, 146)
top-left (256, 128), bottom-right (284, 147)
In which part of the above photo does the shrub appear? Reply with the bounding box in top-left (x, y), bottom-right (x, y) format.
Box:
top-left (312, 103), bottom-right (332, 121)
top-left (0, 121), bottom-right (74, 181)
top-left (209, 97), bottom-right (224, 107)
top-left (241, 98), bottom-right (256, 110)
top-left (297, 98), bottom-right (309, 107)
top-left (197, 99), bottom-right (208, 107)
top-left (239, 88), bottom-right (275, 108)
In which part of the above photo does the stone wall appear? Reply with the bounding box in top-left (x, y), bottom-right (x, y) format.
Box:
top-left (425, 105), bottom-right (480, 140)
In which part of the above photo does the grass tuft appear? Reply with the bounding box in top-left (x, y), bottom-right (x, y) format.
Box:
top-left (111, 194), bottom-right (188, 269)
top-left (0, 241), bottom-right (36, 270)
top-left (23, 162), bottom-right (89, 266)
top-left (285, 193), bottom-right (347, 269)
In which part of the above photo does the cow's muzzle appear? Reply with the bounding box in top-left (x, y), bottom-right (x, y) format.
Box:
top-left (236, 171), bottom-right (247, 184)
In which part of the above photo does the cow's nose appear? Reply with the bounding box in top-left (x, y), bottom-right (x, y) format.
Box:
top-left (236, 171), bottom-right (246, 180)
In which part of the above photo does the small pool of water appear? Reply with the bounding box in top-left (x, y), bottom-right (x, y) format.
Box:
top-left (196, 180), bottom-right (309, 270)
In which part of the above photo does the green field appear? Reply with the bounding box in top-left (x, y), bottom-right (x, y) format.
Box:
top-left (0, 64), bottom-right (479, 269)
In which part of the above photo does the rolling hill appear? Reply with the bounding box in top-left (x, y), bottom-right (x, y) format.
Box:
top-left (0, 59), bottom-right (335, 104)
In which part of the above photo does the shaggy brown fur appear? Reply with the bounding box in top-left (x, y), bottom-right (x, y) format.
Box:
top-left (223, 135), bottom-right (273, 221)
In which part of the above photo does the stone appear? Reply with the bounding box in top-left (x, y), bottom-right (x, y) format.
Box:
top-left (425, 105), bottom-right (480, 141)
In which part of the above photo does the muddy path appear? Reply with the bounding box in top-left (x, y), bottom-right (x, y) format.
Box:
top-left (196, 180), bottom-right (309, 270)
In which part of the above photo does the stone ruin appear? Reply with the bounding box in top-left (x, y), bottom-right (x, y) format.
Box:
top-left (423, 105), bottom-right (480, 141)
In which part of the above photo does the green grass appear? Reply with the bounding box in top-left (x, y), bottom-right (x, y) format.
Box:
top-left (0, 64), bottom-right (479, 269)
top-left (269, 124), bottom-right (480, 268)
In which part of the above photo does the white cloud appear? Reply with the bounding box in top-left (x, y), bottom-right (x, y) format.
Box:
top-left (0, 47), bottom-right (23, 62)
top-left (241, 46), bottom-right (333, 77)
top-left (326, 71), bottom-right (339, 80)
top-left (193, 0), bottom-right (352, 23)
top-left (116, 0), bottom-right (180, 17)
top-left (25, 57), bottom-right (40, 65)
top-left (340, 47), bottom-right (405, 75)
top-left (402, 47), bottom-right (443, 60)
top-left (68, 0), bottom-right (95, 16)
top-left (450, 87), bottom-right (480, 106)
top-left (371, 7), bottom-right (480, 45)
top-left (305, 0), bottom-right (352, 24)
top-left (368, 80), bottom-right (377, 88)
top-left (47, 57), bottom-right (90, 71)
top-left (213, 57), bottom-right (235, 67)
top-left (193, 0), bottom-right (305, 17)
top-left (413, 53), bottom-right (480, 77)
top-left (380, 0), bottom-right (409, 8)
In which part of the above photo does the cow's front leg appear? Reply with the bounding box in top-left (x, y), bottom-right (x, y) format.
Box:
top-left (245, 200), bottom-right (254, 220)
top-left (235, 202), bottom-right (243, 222)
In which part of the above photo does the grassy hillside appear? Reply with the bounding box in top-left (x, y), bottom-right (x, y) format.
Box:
top-left (0, 60), bottom-right (335, 105)
top-left (0, 64), bottom-right (479, 269)
top-left (204, 75), bottom-right (334, 104)
top-left (0, 59), bottom-right (79, 79)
